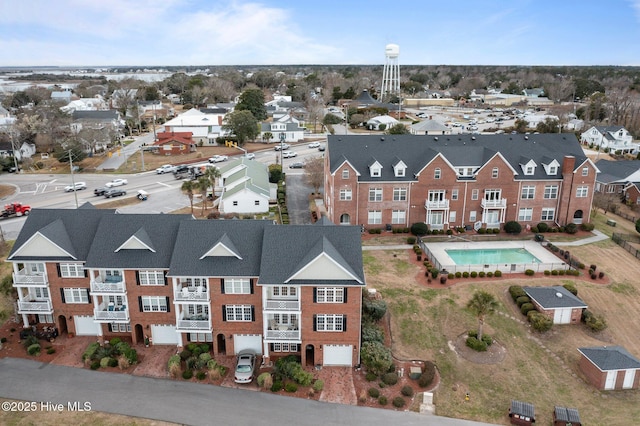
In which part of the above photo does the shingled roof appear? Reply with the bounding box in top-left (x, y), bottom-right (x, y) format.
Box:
top-left (523, 286), bottom-right (587, 309)
top-left (578, 346), bottom-right (640, 371)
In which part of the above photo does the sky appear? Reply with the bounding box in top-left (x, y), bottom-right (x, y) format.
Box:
top-left (2, 0), bottom-right (640, 67)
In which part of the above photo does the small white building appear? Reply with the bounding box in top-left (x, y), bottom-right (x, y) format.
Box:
top-left (366, 115), bottom-right (399, 131)
top-left (163, 108), bottom-right (227, 145)
top-left (215, 158), bottom-right (273, 214)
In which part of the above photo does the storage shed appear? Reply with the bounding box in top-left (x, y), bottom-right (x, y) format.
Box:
top-left (578, 345), bottom-right (640, 390)
top-left (509, 400), bottom-right (535, 425)
top-left (523, 286), bottom-right (587, 324)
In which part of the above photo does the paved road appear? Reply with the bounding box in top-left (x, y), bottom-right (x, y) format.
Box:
top-left (0, 358), bottom-right (496, 426)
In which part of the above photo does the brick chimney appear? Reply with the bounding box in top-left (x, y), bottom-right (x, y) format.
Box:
top-left (562, 156), bottom-right (575, 174)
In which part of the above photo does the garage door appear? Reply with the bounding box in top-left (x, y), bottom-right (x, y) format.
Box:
top-left (233, 334), bottom-right (262, 355)
top-left (605, 370), bottom-right (617, 390)
top-left (151, 324), bottom-right (180, 345)
top-left (323, 344), bottom-right (353, 366)
top-left (553, 308), bottom-right (572, 324)
top-left (74, 315), bottom-right (100, 336)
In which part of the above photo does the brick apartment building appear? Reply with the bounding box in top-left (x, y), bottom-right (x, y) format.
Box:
top-left (8, 208), bottom-right (364, 367)
top-left (324, 133), bottom-right (598, 231)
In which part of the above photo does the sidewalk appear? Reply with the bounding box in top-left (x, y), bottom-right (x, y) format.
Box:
top-left (552, 229), bottom-right (608, 246)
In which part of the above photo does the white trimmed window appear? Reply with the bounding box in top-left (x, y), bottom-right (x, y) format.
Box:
top-left (225, 305), bottom-right (252, 321)
top-left (38, 314), bottom-right (54, 323)
top-left (544, 185), bottom-right (558, 199)
top-left (183, 278), bottom-right (206, 288)
top-left (449, 211), bottom-right (457, 222)
top-left (316, 287), bottom-right (344, 303)
top-left (187, 305), bottom-right (208, 316)
top-left (393, 187), bottom-right (407, 201)
top-left (141, 296), bottom-right (167, 312)
top-left (272, 313), bottom-right (297, 325)
top-left (189, 333), bottom-right (213, 342)
top-left (469, 211), bottom-right (477, 222)
top-left (451, 189), bottom-right (459, 200)
top-left (369, 188), bottom-right (382, 201)
top-left (110, 322), bottom-right (132, 333)
top-left (316, 314), bottom-right (344, 332)
top-left (271, 343), bottom-right (299, 352)
top-left (272, 286), bottom-right (297, 298)
top-left (548, 165), bottom-right (558, 175)
top-left (576, 186), bottom-right (588, 198)
top-left (342, 169), bottom-right (349, 179)
top-left (63, 288), bottom-right (89, 303)
top-left (434, 168), bottom-right (441, 179)
top-left (518, 208), bottom-right (533, 221)
top-left (339, 189), bottom-right (352, 200)
top-left (392, 210), bottom-right (406, 224)
top-left (368, 210), bottom-right (382, 224)
top-left (471, 189), bottom-right (479, 200)
top-left (370, 165), bottom-right (381, 177)
top-left (139, 271), bottom-right (165, 286)
top-left (224, 278), bottom-right (250, 294)
top-left (541, 208), bottom-right (555, 221)
top-left (60, 263), bottom-right (84, 278)
top-left (582, 167), bottom-right (589, 176)
top-left (492, 167), bottom-right (499, 178)
top-left (35, 287), bottom-right (49, 299)
top-left (521, 186), bottom-right (535, 199)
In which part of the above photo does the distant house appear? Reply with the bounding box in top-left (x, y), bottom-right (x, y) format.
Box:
top-left (60, 96), bottom-right (108, 113)
top-left (410, 119), bottom-right (451, 135)
top-left (138, 100), bottom-right (173, 122)
top-left (523, 286), bottom-right (587, 324)
top-left (593, 159), bottom-right (640, 195)
top-left (50, 90), bottom-right (73, 104)
top-left (509, 400), bottom-right (535, 426)
top-left (522, 88), bottom-right (545, 97)
top-left (622, 182), bottom-right (640, 205)
top-left (152, 131), bottom-right (196, 155)
top-left (578, 346), bottom-right (640, 390)
top-left (580, 125), bottom-right (638, 154)
top-left (214, 157), bottom-right (272, 214)
top-left (366, 115), bottom-right (399, 131)
top-left (260, 117), bottom-right (306, 143)
top-left (553, 406), bottom-right (581, 426)
top-left (70, 110), bottom-right (123, 151)
top-left (163, 108), bottom-right (227, 146)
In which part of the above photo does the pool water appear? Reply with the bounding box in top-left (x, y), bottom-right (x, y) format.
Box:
top-left (445, 248), bottom-right (541, 265)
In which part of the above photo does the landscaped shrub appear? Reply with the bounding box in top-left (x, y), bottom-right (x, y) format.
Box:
top-left (108, 357), bottom-right (118, 368)
top-left (271, 380), bottom-right (283, 392)
top-left (285, 382), bottom-right (298, 392)
top-left (182, 370), bottom-right (193, 380)
top-left (363, 297), bottom-right (388, 321)
top-left (410, 222), bottom-right (428, 236)
top-left (100, 357), bottom-right (111, 368)
top-left (378, 382), bottom-right (386, 389)
top-left (565, 223), bottom-right (578, 234)
top-left (466, 335), bottom-right (488, 351)
top-left (82, 342), bottom-right (100, 361)
top-left (179, 349), bottom-right (192, 360)
top-left (494, 270), bottom-right (502, 277)
top-left (524, 269), bottom-right (535, 276)
top-left (27, 343), bottom-right (41, 356)
top-left (360, 341), bottom-right (393, 376)
top-left (362, 322), bottom-right (385, 343)
top-left (430, 268), bottom-right (439, 279)
top-left (468, 331), bottom-right (493, 346)
top-left (544, 270), bottom-right (551, 276)
top-left (401, 385), bottom-right (414, 397)
top-left (447, 273), bottom-right (454, 279)
top-left (477, 227), bottom-right (486, 234)
top-left (478, 271), bottom-right (485, 278)
top-left (313, 379), bottom-right (324, 392)
top-left (392, 396), bottom-right (406, 408)
top-left (470, 271), bottom-right (478, 278)
top-left (599, 271), bottom-right (605, 279)
top-left (582, 309), bottom-right (607, 331)
top-left (46, 347), bottom-right (55, 355)
top-left (520, 303), bottom-right (535, 315)
top-left (382, 372), bottom-right (399, 386)
top-left (551, 269), bottom-right (559, 275)
top-left (196, 371), bottom-right (206, 380)
top-left (563, 283), bottom-right (578, 296)
top-left (528, 311), bottom-right (553, 332)
top-left (462, 272), bottom-right (469, 278)
top-left (580, 222), bottom-right (595, 231)
top-left (418, 362), bottom-right (436, 387)
top-left (365, 372), bottom-right (378, 381)
top-left (368, 387), bottom-right (380, 398)
top-left (455, 271), bottom-right (462, 278)
top-left (257, 372), bottom-right (271, 388)
top-left (406, 236), bottom-right (416, 244)
top-left (509, 285), bottom-right (526, 301)
top-left (378, 396), bottom-right (388, 405)
top-left (504, 220), bottom-right (522, 234)
top-left (90, 360), bottom-right (100, 370)
top-left (516, 295), bottom-right (531, 307)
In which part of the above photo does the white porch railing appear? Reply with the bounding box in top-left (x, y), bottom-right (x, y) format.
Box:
top-left (94, 303), bottom-right (129, 322)
top-left (13, 270), bottom-right (47, 286)
top-left (264, 299), bottom-right (300, 310)
top-left (174, 288), bottom-right (209, 302)
top-left (176, 318), bottom-right (211, 331)
top-left (481, 198), bottom-right (507, 209)
top-left (90, 280), bottom-right (126, 294)
top-left (265, 329), bottom-right (301, 340)
top-left (425, 199), bottom-right (449, 209)
top-left (17, 300), bottom-right (52, 313)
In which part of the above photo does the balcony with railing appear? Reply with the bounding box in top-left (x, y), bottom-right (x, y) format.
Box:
top-left (176, 313), bottom-right (211, 331)
top-left (90, 276), bottom-right (126, 294)
top-left (481, 198), bottom-right (507, 209)
top-left (94, 302), bottom-right (129, 322)
top-left (17, 299), bottom-right (53, 314)
top-left (264, 317), bottom-right (300, 340)
top-left (12, 269), bottom-right (48, 287)
top-left (425, 199), bottom-right (449, 210)
top-left (264, 298), bottom-right (300, 311)
top-left (174, 286), bottom-right (209, 303)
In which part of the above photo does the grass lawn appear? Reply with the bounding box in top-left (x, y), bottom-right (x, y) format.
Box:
top-left (363, 240), bottom-right (640, 425)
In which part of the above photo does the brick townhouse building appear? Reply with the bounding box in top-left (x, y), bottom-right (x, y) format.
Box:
top-left (324, 133), bottom-right (598, 231)
top-left (8, 207), bottom-right (364, 367)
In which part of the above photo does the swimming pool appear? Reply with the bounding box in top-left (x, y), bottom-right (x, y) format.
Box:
top-left (445, 248), bottom-right (541, 265)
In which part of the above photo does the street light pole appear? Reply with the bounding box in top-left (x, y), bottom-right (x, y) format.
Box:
top-left (68, 149), bottom-right (79, 209)
top-left (279, 132), bottom-right (285, 167)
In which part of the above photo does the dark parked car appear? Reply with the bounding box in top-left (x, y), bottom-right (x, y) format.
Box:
top-left (94, 187), bottom-right (108, 196)
top-left (289, 162), bottom-right (304, 169)
top-left (104, 188), bottom-right (127, 198)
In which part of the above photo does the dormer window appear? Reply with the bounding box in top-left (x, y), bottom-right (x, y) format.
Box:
top-left (525, 166), bottom-right (534, 175)
top-left (521, 159), bottom-right (536, 176)
top-left (549, 165), bottom-right (558, 174)
top-left (393, 161), bottom-right (407, 177)
top-left (369, 160), bottom-right (382, 178)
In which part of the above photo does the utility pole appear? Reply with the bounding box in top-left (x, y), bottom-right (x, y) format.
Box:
top-left (9, 125), bottom-right (20, 173)
top-left (68, 149), bottom-right (79, 209)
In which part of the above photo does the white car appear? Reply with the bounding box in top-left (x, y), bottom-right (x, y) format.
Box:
top-left (243, 153), bottom-right (256, 160)
top-left (105, 178), bottom-right (128, 188)
top-left (308, 142), bottom-right (320, 148)
top-left (156, 164), bottom-right (176, 174)
top-left (282, 150), bottom-right (297, 159)
top-left (64, 182), bottom-right (87, 192)
top-left (208, 155), bottom-right (228, 163)
top-left (274, 143), bottom-right (290, 151)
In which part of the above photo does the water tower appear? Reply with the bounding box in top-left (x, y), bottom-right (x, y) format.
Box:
top-left (380, 43), bottom-right (400, 101)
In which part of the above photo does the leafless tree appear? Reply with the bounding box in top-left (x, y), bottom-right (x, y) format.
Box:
top-left (303, 156), bottom-right (325, 195)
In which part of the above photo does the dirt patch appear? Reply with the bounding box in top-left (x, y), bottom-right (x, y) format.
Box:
top-left (452, 333), bottom-right (506, 365)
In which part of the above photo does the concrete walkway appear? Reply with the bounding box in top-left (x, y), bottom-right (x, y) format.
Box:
top-left (0, 358), bottom-right (496, 426)
top-left (552, 229), bottom-right (609, 246)
top-left (362, 244), bottom-right (412, 251)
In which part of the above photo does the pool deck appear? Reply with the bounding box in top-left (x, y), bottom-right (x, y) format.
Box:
top-left (425, 240), bottom-right (566, 273)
